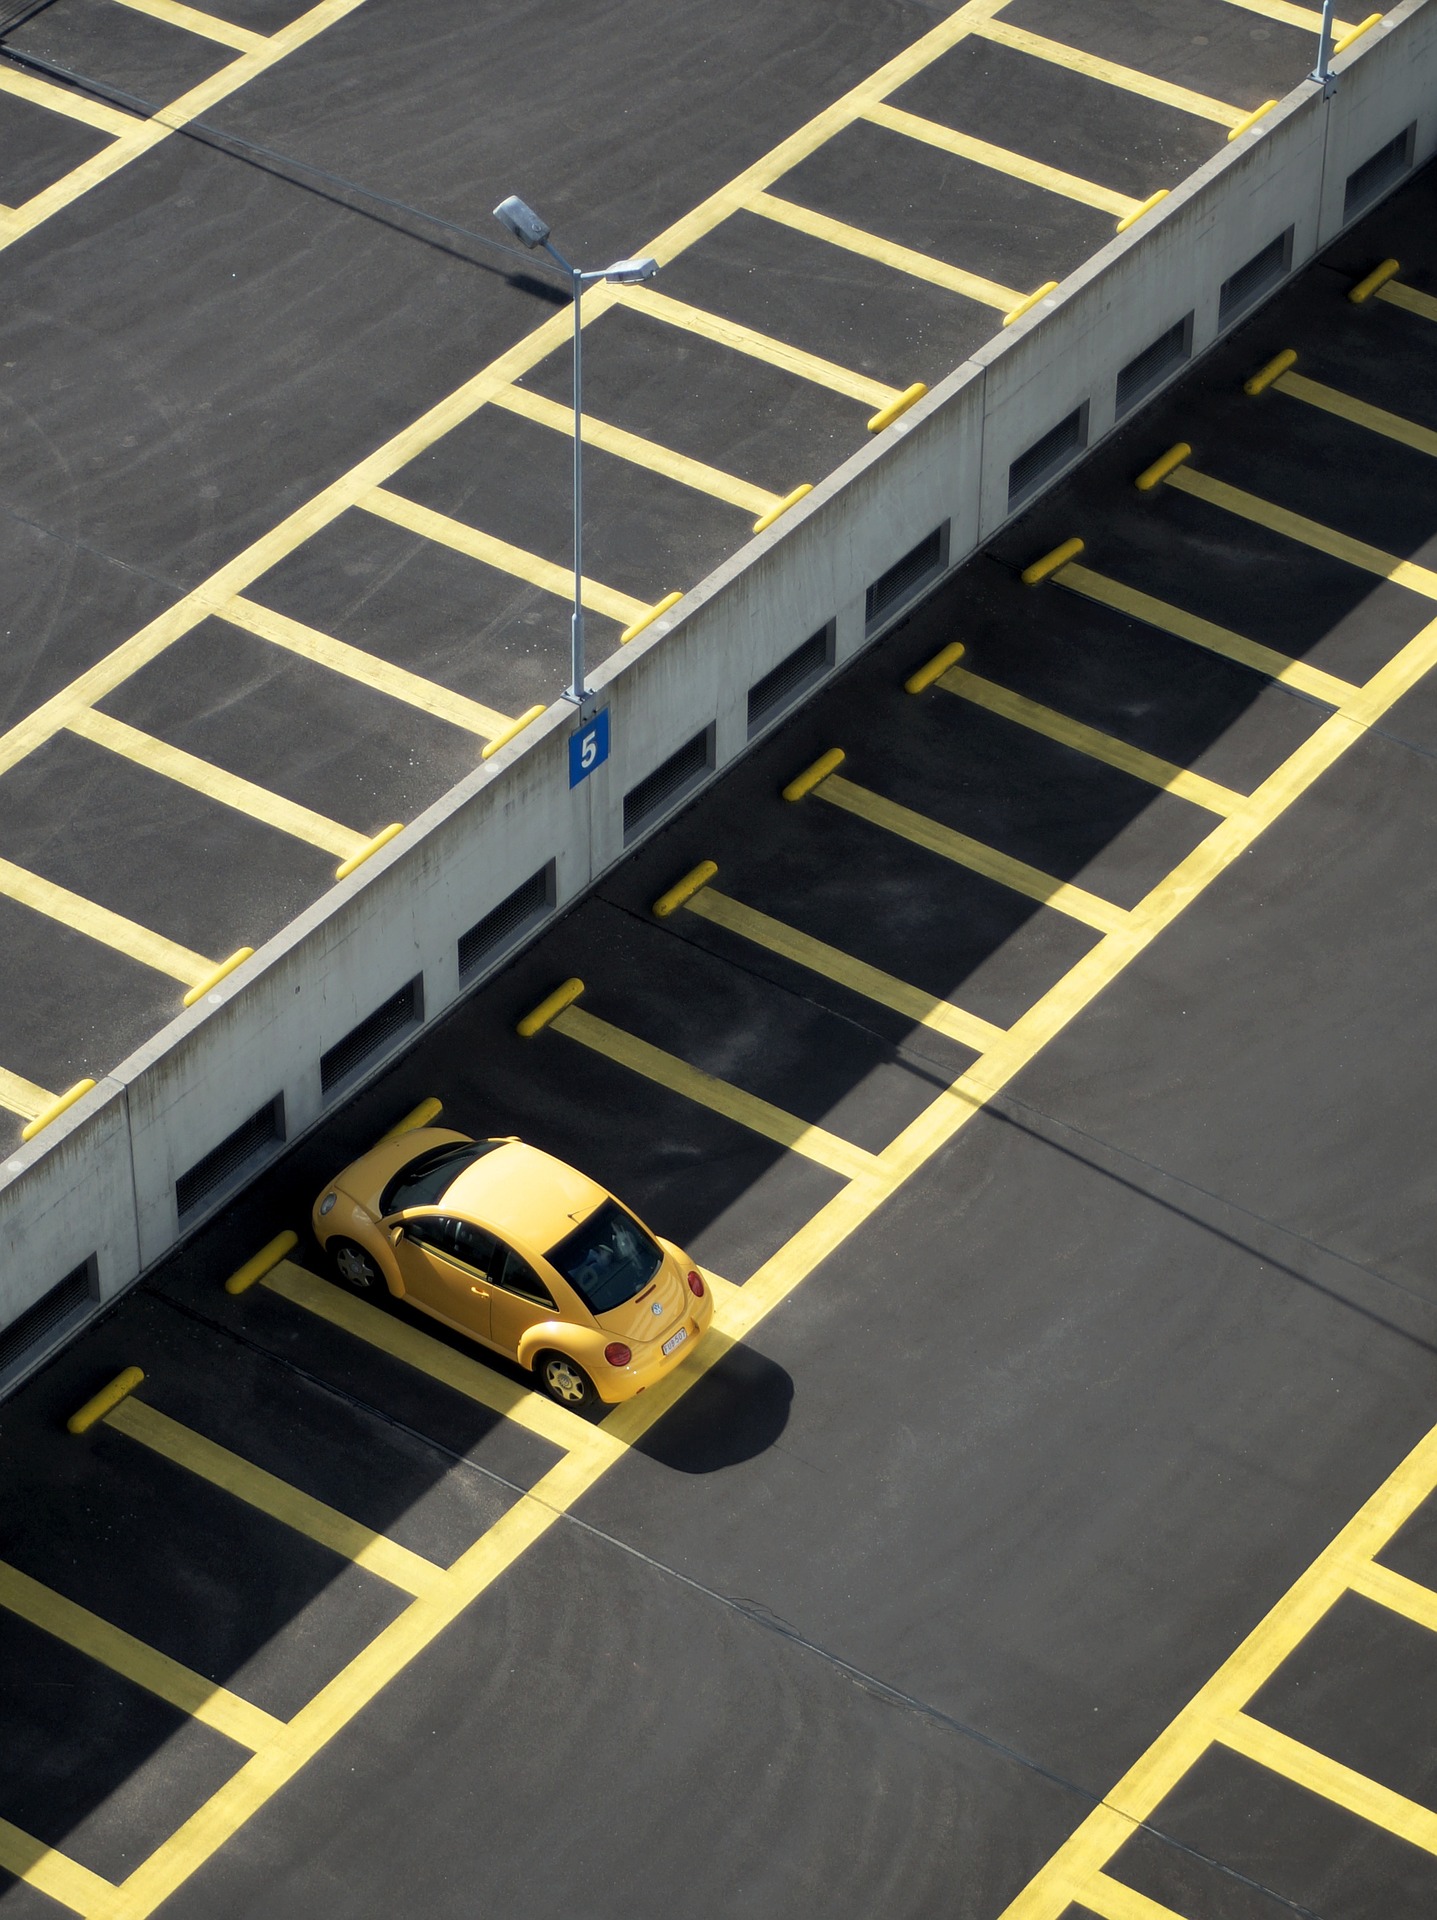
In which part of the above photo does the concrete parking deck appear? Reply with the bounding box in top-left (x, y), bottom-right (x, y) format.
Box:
top-left (0, 0), bottom-right (1362, 1144)
top-left (1, 155), bottom-right (1435, 1916)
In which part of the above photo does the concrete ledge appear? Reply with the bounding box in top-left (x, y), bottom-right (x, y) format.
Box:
top-left (3, 0), bottom-right (1434, 1376)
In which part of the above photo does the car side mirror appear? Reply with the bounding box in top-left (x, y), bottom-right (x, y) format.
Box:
top-left (379, 1216), bottom-right (406, 1244)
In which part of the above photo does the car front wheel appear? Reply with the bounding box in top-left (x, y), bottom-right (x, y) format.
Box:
top-left (535, 1351), bottom-right (598, 1411)
top-left (328, 1237), bottom-right (382, 1295)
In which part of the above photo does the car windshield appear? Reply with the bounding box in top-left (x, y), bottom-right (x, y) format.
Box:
top-left (546, 1199), bottom-right (663, 1315)
top-left (379, 1142), bottom-right (498, 1217)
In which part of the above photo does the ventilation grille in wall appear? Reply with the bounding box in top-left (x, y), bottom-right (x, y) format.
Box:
top-left (1344, 124), bottom-right (1414, 220)
top-left (1116, 314), bottom-right (1193, 417)
top-left (320, 979), bottom-right (422, 1095)
top-left (865, 527), bottom-right (946, 632)
top-left (624, 729), bottom-right (712, 838)
top-left (176, 1096), bottom-right (284, 1218)
top-left (459, 866), bottom-right (553, 979)
top-left (1008, 405), bottom-right (1087, 509)
top-left (747, 626), bottom-right (832, 734)
top-left (1218, 229), bottom-right (1292, 326)
top-left (0, 1258), bottom-right (95, 1382)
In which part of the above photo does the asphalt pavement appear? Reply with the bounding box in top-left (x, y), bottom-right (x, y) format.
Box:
top-left (0, 0), bottom-right (1344, 1137)
top-left (1, 150), bottom-right (1435, 1919)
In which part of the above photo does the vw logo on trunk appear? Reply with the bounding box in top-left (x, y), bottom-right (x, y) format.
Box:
top-left (651, 1301), bottom-right (664, 1315)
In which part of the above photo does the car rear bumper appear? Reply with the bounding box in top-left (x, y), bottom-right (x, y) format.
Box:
top-left (595, 1299), bottom-right (713, 1403)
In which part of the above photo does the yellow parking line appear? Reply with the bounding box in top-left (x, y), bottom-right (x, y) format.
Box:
top-left (614, 284), bottom-right (899, 410)
top-left (818, 774), bottom-right (1129, 934)
top-left (973, 19), bottom-right (1246, 126)
top-left (1218, 0), bottom-right (1352, 29)
top-left (683, 884), bottom-right (1007, 1053)
top-left (1219, 1710), bottom-right (1437, 1852)
top-left (1166, 464), bottom-right (1437, 600)
top-left (492, 385), bottom-right (777, 517)
top-left (362, 488), bottom-right (649, 628)
top-left (67, 707), bottom-right (365, 861)
top-left (0, 855), bottom-right (209, 985)
top-left (937, 665), bottom-right (1244, 813)
top-left (0, 0), bottom-right (370, 258)
top-left (1077, 1873), bottom-right (1187, 1920)
top-left (863, 102), bottom-right (1137, 219)
top-left (0, 1818), bottom-right (123, 1920)
top-left (1059, 562), bottom-right (1359, 706)
top-left (552, 1003), bottom-right (882, 1182)
top-left (105, 1396), bottom-right (445, 1597)
top-left (0, 65), bottom-right (136, 136)
top-left (261, 1259), bottom-right (615, 1463)
top-left (0, 1066), bottom-right (54, 1122)
top-left (114, 579), bottom-right (1437, 1920)
top-left (1274, 369), bottom-right (1437, 459)
top-left (1347, 1557), bottom-right (1437, 1633)
top-left (0, 1558), bottom-right (281, 1750)
top-left (999, 1386), bottom-right (1437, 1920)
top-left (109, 0), bottom-right (268, 51)
top-left (220, 596), bottom-right (513, 740)
top-left (1378, 280), bottom-right (1437, 323)
top-left (749, 190), bottom-right (1023, 310)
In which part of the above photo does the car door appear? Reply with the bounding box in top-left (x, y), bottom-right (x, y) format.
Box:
top-left (390, 1214), bottom-right (496, 1341)
top-left (487, 1244), bottom-right (560, 1360)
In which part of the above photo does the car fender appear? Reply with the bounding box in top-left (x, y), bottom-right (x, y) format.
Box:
top-left (321, 1188), bottom-right (406, 1297)
top-left (516, 1320), bottom-right (609, 1376)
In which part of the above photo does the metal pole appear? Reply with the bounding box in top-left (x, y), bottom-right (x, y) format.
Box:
top-left (569, 264), bottom-right (585, 704)
top-left (1312, 0), bottom-right (1338, 85)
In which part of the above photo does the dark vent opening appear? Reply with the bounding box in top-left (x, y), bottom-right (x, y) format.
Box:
top-left (1218, 229), bottom-right (1292, 325)
top-left (320, 978), bottom-right (422, 1094)
top-left (459, 866), bottom-right (553, 978)
top-left (1116, 315), bottom-right (1192, 416)
top-left (624, 729), bottom-right (711, 838)
top-left (0, 1259), bottom-right (95, 1379)
top-left (747, 627), bottom-right (831, 733)
top-left (176, 1097), bottom-right (283, 1218)
top-left (1008, 405), bottom-right (1087, 508)
top-left (1345, 125), bottom-right (1413, 219)
top-left (865, 527), bottom-right (945, 631)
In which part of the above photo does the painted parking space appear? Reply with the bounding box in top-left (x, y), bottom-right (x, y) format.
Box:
top-left (0, 0), bottom-right (1358, 1143)
top-left (4, 156), bottom-right (1437, 1914)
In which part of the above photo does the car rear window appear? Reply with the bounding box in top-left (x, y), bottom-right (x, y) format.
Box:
top-left (546, 1199), bottom-right (663, 1315)
top-left (380, 1141), bottom-right (498, 1217)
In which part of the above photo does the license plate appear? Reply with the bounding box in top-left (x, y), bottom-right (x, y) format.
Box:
top-left (661, 1326), bottom-right (688, 1357)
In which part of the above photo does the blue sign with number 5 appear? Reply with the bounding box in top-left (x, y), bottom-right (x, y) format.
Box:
top-left (568, 709), bottom-right (610, 788)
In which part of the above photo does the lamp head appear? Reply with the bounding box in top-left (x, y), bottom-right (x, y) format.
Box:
top-left (604, 256), bottom-right (659, 284)
top-left (493, 195), bottom-right (551, 249)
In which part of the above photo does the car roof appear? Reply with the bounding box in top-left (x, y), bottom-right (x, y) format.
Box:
top-left (443, 1141), bottom-right (607, 1255)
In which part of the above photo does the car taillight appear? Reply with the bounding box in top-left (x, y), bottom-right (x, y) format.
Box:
top-left (604, 1343), bottom-right (632, 1367)
top-left (686, 1270), bottom-right (705, 1298)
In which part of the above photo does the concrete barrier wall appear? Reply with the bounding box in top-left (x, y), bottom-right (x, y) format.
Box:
top-left (2, 0), bottom-right (1431, 1380)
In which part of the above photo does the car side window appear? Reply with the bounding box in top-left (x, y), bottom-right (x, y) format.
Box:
top-left (404, 1215), bottom-right (458, 1256)
top-left (452, 1221), bottom-right (499, 1278)
top-left (405, 1216), bottom-right (497, 1278)
top-left (495, 1245), bottom-right (556, 1309)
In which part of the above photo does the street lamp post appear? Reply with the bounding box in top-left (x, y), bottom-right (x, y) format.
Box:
top-left (1311, 0), bottom-right (1339, 90)
top-left (493, 194), bottom-right (658, 706)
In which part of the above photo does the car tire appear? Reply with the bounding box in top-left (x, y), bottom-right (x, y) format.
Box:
top-left (534, 1350), bottom-right (598, 1411)
top-left (328, 1237), bottom-right (383, 1295)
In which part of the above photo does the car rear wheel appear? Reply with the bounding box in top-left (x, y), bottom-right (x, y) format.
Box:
top-left (535, 1350), bottom-right (598, 1411)
top-left (329, 1237), bottom-right (382, 1295)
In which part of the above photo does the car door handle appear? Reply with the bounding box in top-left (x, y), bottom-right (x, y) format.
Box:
top-left (470, 1285), bottom-right (488, 1297)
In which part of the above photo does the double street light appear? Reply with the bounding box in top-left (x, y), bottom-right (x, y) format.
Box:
top-left (493, 194), bottom-right (658, 706)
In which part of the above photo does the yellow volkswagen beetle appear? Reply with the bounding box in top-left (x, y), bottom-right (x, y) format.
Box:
top-left (311, 1128), bottom-right (713, 1409)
